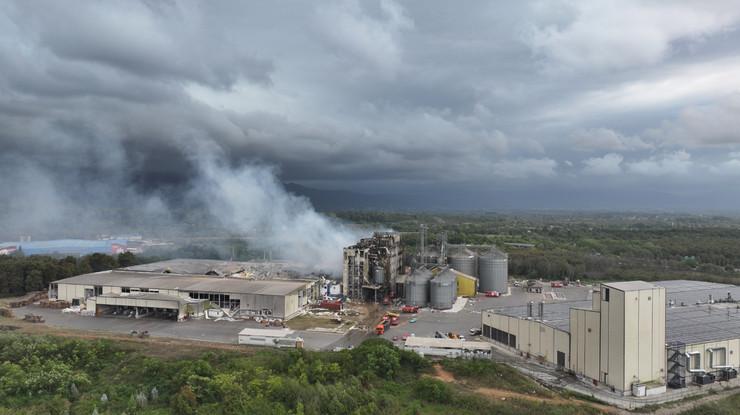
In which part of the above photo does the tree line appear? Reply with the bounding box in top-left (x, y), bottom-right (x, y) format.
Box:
top-left (0, 252), bottom-right (142, 298)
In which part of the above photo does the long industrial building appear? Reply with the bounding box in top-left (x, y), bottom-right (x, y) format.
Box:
top-left (49, 259), bottom-right (319, 321)
top-left (482, 280), bottom-right (740, 396)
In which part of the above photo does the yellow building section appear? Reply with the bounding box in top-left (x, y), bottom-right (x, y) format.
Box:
top-left (452, 270), bottom-right (477, 297)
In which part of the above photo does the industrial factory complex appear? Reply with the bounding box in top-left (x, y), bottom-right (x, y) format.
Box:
top-left (50, 259), bottom-right (320, 321)
top-left (483, 279), bottom-right (740, 397)
top-left (27, 228), bottom-right (740, 406)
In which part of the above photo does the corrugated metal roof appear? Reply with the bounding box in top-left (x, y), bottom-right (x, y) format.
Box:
top-left (123, 258), bottom-right (297, 277)
top-left (53, 270), bottom-right (312, 296)
top-left (488, 280), bottom-right (740, 345)
top-left (405, 337), bottom-right (491, 350)
top-left (602, 281), bottom-right (659, 291)
top-left (238, 328), bottom-right (295, 337)
top-left (95, 292), bottom-right (202, 305)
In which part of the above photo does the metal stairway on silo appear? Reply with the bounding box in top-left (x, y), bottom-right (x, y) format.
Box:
top-left (667, 341), bottom-right (687, 388)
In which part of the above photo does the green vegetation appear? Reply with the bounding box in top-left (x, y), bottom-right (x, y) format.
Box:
top-left (0, 252), bottom-right (145, 298)
top-left (678, 390), bottom-right (740, 414)
top-left (333, 211), bottom-right (740, 283)
top-left (0, 334), bottom-right (600, 415)
top-left (440, 358), bottom-right (551, 397)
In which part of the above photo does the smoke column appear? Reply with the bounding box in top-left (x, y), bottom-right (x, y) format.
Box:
top-left (191, 154), bottom-right (364, 274)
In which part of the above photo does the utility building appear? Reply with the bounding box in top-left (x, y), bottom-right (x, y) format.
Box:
top-left (482, 280), bottom-right (740, 397)
top-left (342, 232), bottom-right (402, 300)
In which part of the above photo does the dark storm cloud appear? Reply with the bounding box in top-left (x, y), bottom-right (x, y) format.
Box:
top-left (1, 0), bottom-right (740, 234)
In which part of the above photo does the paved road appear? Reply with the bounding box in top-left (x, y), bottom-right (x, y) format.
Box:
top-left (14, 284), bottom-right (593, 352)
top-left (379, 285), bottom-right (593, 344)
top-left (15, 305), bottom-right (343, 351)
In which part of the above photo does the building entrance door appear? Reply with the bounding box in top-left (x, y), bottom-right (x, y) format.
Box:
top-left (557, 351), bottom-right (565, 368)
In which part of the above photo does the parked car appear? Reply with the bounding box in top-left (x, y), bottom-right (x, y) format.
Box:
top-left (485, 290), bottom-right (500, 297)
top-left (469, 328), bottom-right (482, 336)
top-left (409, 318), bottom-right (417, 323)
top-left (551, 281), bottom-right (564, 288)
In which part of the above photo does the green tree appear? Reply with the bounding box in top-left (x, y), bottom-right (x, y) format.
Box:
top-left (117, 252), bottom-right (137, 268)
top-left (171, 385), bottom-right (197, 415)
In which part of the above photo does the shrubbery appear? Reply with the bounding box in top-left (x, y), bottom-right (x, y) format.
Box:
top-left (0, 334), bottom-right (600, 414)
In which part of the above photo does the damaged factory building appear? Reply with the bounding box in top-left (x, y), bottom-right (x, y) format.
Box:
top-left (342, 232), bottom-right (403, 301)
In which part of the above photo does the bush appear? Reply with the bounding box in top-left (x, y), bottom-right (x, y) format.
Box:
top-left (413, 378), bottom-right (452, 403)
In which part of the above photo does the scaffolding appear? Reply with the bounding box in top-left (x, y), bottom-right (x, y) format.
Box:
top-left (667, 341), bottom-right (687, 389)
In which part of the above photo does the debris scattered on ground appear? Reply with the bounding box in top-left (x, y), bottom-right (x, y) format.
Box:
top-left (6, 291), bottom-right (47, 308)
top-left (23, 314), bottom-right (45, 323)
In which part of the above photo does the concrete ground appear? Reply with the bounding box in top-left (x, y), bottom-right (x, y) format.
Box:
top-left (380, 284), bottom-right (594, 344)
top-left (12, 283), bottom-right (593, 352)
top-left (14, 305), bottom-right (343, 351)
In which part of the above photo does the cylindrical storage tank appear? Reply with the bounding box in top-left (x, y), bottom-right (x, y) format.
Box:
top-left (448, 250), bottom-right (477, 277)
top-left (429, 270), bottom-right (457, 309)
top-left (478, 250), bottom-right (508, 293)
top-left (372, 265), bottom-right (385, 285)
top-left (405, 269), bottom-right (432, 306)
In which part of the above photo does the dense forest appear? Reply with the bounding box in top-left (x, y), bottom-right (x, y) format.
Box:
top-left (332, 211), bottom-right (740, 284)
top-left (0, 253), bottom-right (143, 298)
top-left (0, 334), bottom-right (601, 415)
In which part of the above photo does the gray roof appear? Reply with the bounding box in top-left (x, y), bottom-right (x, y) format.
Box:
top-left (53, 270), bottom-right (313, 296)
top-left (122, 258), bottom-right (301, 279)
top-left (95, 292), bottom-right (204, 305)
top-left (602, 281), bottom-right (660, 291)
top-left (489, 280), bottom-right (740, 345)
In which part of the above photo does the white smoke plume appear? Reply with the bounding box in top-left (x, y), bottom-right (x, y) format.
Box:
top-left (190, 153), bottom-right (365, 274)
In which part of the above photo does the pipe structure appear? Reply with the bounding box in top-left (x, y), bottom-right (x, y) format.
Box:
top-left (685, 351), bottom-right (705, 373)
top-left (707, 348), bottom-right (733, 369)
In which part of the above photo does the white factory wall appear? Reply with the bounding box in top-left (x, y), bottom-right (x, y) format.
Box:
top-left (570, 308), bottom-right (601, 381)
top-left (600, 286), bottom-right (624, 390)
top-left (686, 339), bottom-right (740, 372)
top-left (55, 282), bottom-right (308, 320)
top-left (622, 287), bottom-right (665, 391)
top-left (482, 311), bottom-right (570, 368)
top-left (599, 284), bottom-right (666, 392)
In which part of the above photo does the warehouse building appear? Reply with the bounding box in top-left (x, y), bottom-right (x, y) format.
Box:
top-left (49, 259), bottom-right (320, 321)
top-left (482, 280), bottom-right (740, 396)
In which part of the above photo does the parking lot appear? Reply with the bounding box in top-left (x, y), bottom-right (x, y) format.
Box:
top-left (14, 305), bottom-right (344, 351)
top-left (12, 283), bottom-right (594, 352)
top-left (380, 283), bottom-right (594, 344)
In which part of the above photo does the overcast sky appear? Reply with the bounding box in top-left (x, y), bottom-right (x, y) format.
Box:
top-left (2, 0), bottom-right (740, 216)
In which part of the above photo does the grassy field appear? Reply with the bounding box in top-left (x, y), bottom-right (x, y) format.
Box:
top-left (678, 390), bottom-right (740, 414)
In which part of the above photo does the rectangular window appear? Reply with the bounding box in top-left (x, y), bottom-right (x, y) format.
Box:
top-left (122, 287), bottom-right (131, 293)
top-left (94, 286), bottom-right (103, 296)
top-left (690, 353), bottom-right (701, 370)
top-left (711, 348), bottom-right (727, 368)
top-left (603, 288), bottom-right (610, 302)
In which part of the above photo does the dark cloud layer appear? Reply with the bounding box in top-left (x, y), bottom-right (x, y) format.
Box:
top-left (2, 0), bottom-right (740, 239)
